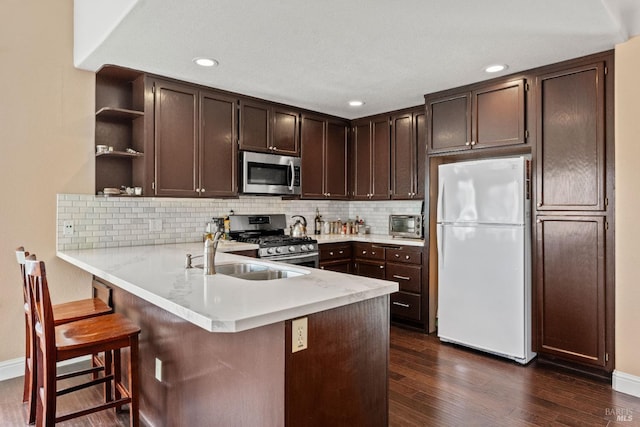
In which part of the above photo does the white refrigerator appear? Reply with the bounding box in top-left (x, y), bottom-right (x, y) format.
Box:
top-left (436, 156), bottom-right (536, 364)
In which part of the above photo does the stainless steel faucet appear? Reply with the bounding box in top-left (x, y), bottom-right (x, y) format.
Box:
top-left (203, 231), bottom-right (223, 275)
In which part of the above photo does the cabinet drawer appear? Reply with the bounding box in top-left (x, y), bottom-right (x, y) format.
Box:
top-left (386, 263), bottom-right (422, 293)
top-left (385, 247), bottom-right (422, 265)
top-left (320, 260), bottom-right (352, 274)
top-left (354, 260), bottom-right (385, 279)
top-left (353, 243), bottom-right (385, 261)
top-left (390, 292), bottom-right (421, 321)
top-left (319, 243), bottom-right (352, 261)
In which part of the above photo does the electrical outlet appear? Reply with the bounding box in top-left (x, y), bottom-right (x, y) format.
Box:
top-left (63, 220), bottom-right (74, 236)
top-left (292, 317), bottom-right (308, 353)
top-left (155, 357), bottom-right (162, 381)
top-left (149, 219), bottom-right (162, 232)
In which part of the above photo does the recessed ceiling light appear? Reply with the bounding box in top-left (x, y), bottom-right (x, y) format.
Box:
top-left (485, 64), bottom-right (508, 73)
top-left (193, 57), bottom-right (219, 67)
top-left (349, 100), bottom-right (365, 107)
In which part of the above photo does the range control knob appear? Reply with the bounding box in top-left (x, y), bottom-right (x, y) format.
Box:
top-left (267, 248), bottom-right (275, 255)
top-left (276, 247), bottom-right (283, 254)
top-left (300, 245), bottom-right (308, 251)
top-left (288, 246), bottom-right (296, 253)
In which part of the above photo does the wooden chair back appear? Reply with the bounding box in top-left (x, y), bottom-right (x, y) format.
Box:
top-left (24, 259), bottom-right (56, 367)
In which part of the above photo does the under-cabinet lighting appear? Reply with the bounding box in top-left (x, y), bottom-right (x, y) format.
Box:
top-left (484, 64), bottom-right (508, 73)
top-left (349, 100), bottom-right (365, 107)
top-left (193, 57), bottom-right (219, 67)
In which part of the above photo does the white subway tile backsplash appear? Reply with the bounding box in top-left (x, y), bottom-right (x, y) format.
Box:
top-left (56, 194), bottom-right (422, 250)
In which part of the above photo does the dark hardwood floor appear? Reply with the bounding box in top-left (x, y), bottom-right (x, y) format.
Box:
top-left (1, 326), bottom-right (639, 426)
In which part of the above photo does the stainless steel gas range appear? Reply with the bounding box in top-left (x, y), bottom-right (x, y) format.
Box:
top-left (228, 214), bottom-right (319, 268)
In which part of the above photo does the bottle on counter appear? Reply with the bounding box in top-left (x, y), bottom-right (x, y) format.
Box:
top-left (314, 208), bottom-right (322, 235)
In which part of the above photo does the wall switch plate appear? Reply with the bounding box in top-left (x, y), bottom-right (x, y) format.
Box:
top-left (155, 357), bottom-right (162, 381)
top-left (149, 219), bottom-right (162, 232)
top-left (63, 220), bottom-right (74, 236)
top-left (292, 317), bottom-right (308, 353)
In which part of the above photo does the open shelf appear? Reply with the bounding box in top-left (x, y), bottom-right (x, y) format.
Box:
top-left (96, 107), bottom-right (144, 121)
top-left (96, 150), bottom-right (144, 158)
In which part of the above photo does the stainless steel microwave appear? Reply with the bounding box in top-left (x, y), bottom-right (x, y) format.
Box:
top-left (389, 214), bottom-right (423, 239)
top-left (240, 151), bottom-right (301, 195)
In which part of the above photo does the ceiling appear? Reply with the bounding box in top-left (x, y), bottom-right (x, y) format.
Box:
top-left (74, 0), bottom-right (640, 119)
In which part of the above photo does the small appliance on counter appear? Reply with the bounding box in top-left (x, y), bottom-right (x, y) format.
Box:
top-left (389, 214), bottom-right (423, 239)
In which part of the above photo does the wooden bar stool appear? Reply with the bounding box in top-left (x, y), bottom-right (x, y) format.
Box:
top-left (16, 247), bottom-right (113, 424)
top-left (25, 259), bottom-right (141, 427)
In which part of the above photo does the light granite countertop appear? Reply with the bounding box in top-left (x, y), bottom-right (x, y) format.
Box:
top-left (57, 241), bottom-right (398, 334)
top-left (314, 233), bottom-right (424, 246)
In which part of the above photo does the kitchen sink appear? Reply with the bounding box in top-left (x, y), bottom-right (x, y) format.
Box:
top-left (214, 262), bottom-right (306, 280)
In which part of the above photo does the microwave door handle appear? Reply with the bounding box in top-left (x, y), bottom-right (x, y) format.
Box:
top-left (288, 160), bottom-right (295, 191)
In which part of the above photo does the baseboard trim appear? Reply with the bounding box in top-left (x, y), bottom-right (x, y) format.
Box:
top-left (0, 357), bottom-right (24, 382)
top-left (613, 370), bottom-right (640, 398)
top-left (0, 356), bottom-right (91, 382)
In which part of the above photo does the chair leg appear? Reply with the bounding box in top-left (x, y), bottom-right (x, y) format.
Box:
top-left (104, 350), bottom-right (113, 404)
top-left (23, 318), bottom-right (30, 403)
top-left (129, 335), bottom-right (139, 427)
top-left (36, 345), bottom-right (57, 427)
top-left (113, 348), bottom-right (122, 412)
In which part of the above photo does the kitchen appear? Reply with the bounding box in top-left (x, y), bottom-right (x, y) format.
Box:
top-left (3, 0), bottom-right (640, 426)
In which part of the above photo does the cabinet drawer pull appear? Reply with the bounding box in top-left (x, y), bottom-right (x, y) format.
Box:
top-left (405, 255), bottom-right (410, 260)
top-left (392, 275), bottom-right (411, 281)
top-left (395, 254), bottom-right (400, 258)
top-left (329, 251), bottom-right (334, 256)
top-left (379, 265), bottom-right (384, 269)
top-left (392, 301), bottom-right (410, 308)
top-left (338, 250), bottom-right (344, 254)
top-left (362, 250), bottom-right (367, 255)
top-left (371, 251), bottom-right (376, 255)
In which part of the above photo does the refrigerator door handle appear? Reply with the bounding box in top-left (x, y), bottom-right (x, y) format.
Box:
top-left (436, 224), bottom-right (444, 267)
top-left (437, 179), bottom-right (445, 222)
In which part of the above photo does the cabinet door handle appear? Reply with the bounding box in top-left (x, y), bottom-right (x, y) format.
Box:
top-left (329, 251), bottom-right (334, 256)
top-left (465, 141), bottom-right (471, 146)
top-left (371, 251), bottom-right (376, 255)
top-left (392, 274), bottom-right (411, 281)
top-left (395, 254), bottom-right (400, 258)
top-left (471, 140), bottom-right (476, 146)
top-left (405, 255), bottom-right (410, 260)
top-left (201, 188), bottom-right (205, 192)
top-left (338, 250), bottom-right (344, 254)
top-left (392, 301), bottom-right (410, 308)
top-left (362, 250), bottom-right (367, 255)
top-left (379, 265), bottom-right (384, 269)
top-left (537, 202), bottom-right (542, 207)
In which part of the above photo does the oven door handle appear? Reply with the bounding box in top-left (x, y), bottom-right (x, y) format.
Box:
top-left (270, 252), bottom-right (318, 262)
top-left (288, 160), bottom-right (295, 192)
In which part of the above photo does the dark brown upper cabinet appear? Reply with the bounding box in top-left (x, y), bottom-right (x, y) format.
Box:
top-left (351, 116), bottom-right (390, 200)
top-left (536, 63), bottom-right (606, 211)
top-left (239, 99), bottom-right (300, 156)
top-left (300, 115), bottom-right (349, 199)
top-left (153, 78), bottom-right (237, 197)
top-left (391, 107), bottom-right (425, 200)
top-left (426, 78), bottom-right (527, 154)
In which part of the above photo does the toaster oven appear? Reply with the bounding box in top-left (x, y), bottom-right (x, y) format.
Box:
top-left (389, 215), bottom-right (423, 239)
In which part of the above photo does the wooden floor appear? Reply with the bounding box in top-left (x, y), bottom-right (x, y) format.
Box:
top-left (1, 326), bottom-right (639, 426)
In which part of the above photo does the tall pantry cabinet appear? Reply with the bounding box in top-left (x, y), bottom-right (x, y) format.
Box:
top-left (533, 53), bottom-right (614, 373)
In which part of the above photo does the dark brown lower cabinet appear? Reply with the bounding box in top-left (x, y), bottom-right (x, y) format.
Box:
top-left (319, 242), bottom-right (352, 273)
top-left (535, 216), bottom-right (608, 369)
top-left (102, 277), bottom-right (389, 426)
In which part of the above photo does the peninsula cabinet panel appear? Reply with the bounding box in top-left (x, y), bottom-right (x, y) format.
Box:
top-left (199, 91), bottom-right (238, 197)
top-left (535, 216), bottom-right (607, 369)
top-left (154, 80), bottom-right (198, 197)
top-left (536, 63), bottom-right (606, 211)
top-left (300, 116), bottom-right (348, 199)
